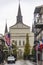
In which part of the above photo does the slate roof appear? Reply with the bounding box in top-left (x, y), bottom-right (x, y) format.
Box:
top-left (34, 5), bottom-right (43, 14)
top-left (34, 7), bottom-right (41, 14)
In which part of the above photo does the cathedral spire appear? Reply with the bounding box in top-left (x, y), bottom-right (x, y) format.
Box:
top-left (17, 3), bottom-right (21, 16)
top-left (5, 20), bottom-right (8, 34)
top-left (16, 2), bottom-right (23, 23)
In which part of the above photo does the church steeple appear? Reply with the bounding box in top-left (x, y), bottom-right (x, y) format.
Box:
top-left (17, 3), bottom-right (22, 16)
top-left (5, 22), bottom-right (8, 34)
top-left (16, 3), bottom-right (23, 23)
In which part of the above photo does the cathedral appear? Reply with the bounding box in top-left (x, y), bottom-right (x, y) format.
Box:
top-left (4, 3), bottom-right (34, 57)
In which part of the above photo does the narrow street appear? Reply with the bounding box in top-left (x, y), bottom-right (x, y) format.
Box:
top-left (5, 60), bottom-right (34, 65)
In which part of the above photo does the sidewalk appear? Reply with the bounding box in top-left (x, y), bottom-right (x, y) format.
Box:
top-left (28, 60), bottom-right (37, 65)
top-left (0, 63), bottom-right (4, 65)
top-left (31, 61), bottom-right (41, 65)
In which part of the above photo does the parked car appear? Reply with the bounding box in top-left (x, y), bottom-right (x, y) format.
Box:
top-left (7, 55), bottom-right (16, 64)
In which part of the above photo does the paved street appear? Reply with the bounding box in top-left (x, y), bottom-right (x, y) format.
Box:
top-left (4, 60), bottom-right (34, 65)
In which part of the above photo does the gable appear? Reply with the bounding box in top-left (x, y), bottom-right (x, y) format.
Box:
top-left (10, 23), bottom-right (30, 29)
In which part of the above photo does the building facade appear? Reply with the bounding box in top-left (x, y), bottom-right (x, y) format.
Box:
top-left (9, 3), bottom-right (34, 57)
top-left (3, 3), bottom-right (34, 58)
top-left (32, 5), bottom-right (43, 44)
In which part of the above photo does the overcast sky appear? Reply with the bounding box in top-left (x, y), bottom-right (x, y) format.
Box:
top-left (0, 0), bottom-right (43, 35)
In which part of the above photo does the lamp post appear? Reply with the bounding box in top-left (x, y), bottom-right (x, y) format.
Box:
top-left (35, 42), bottom-right (39, 65)
top-left (36, 49), bottom-right (38, 65)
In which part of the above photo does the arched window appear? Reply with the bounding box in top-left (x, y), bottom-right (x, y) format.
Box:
top-left (12, 40), bottom-right (17, 45)
top-left (12, 40), bottom-right (14, 43)
top-left (23, 41), bottom-right (25, 46)
top-left (19, 40), bottom-right (21, 46)
top-left (15, 41), bottom-right (17, 45)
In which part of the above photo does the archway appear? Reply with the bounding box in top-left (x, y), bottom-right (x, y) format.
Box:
top-left (18, 49), bottom-right (23, 59)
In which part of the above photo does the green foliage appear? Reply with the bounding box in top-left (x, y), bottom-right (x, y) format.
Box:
top-left (3, 45), bottom-right (8, 50)
top-left (32, 47), bottom-right (36, 55)
top-left (12, 44), bottom-right (17, 55)
top-left (2, 40), bottom-right (5, 47)
top-left (3, 43), bottom-right (17, 59)
top-left (3, 45), bottom-right (9, 60)
top-left (24, 33), bottom-right (30, 56)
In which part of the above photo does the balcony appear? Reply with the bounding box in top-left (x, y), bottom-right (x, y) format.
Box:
top-left (35, 23), bottom-right (43, 28)
top-left (35, 18), bottom-right (43, 28)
